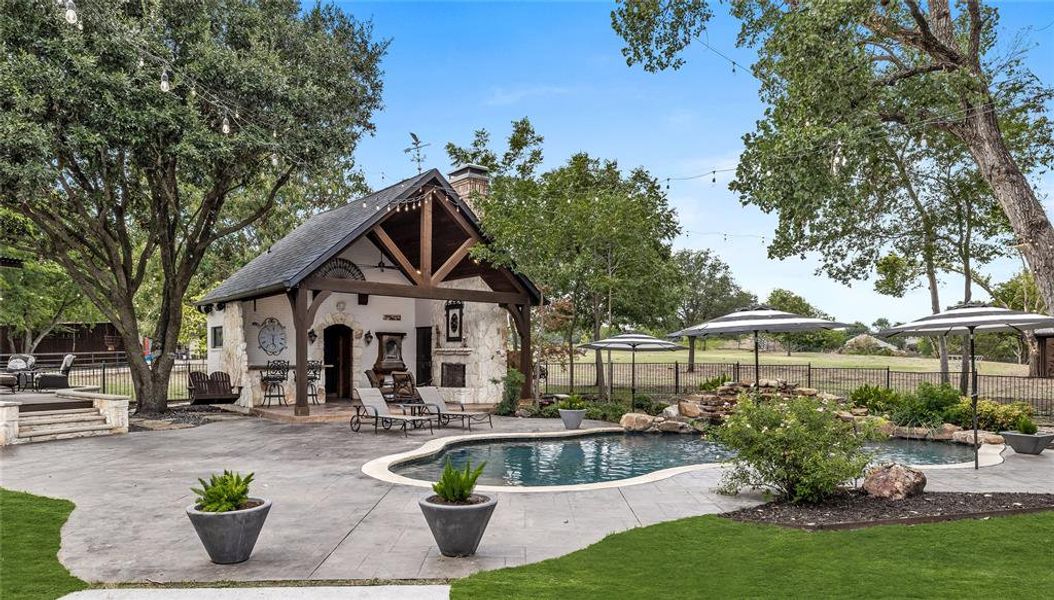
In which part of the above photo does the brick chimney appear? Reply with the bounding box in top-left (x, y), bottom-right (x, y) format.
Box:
top-left (448, 164), bottom-right (490, 212)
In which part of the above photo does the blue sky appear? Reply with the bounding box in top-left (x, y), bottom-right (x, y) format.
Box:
top-left (336, 1), bottom-right (1054, 325)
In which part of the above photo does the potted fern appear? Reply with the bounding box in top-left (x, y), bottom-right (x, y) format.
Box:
top-left (1001, 415), bottom-right (1054, 456)
top-left (186, 471), bottom-right (271, 564)
top-left (557, 394), bottom-right (587, 430)
top-left (419, 460), bottom-right (495, 557)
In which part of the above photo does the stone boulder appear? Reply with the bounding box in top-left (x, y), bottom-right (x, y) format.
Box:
top-left (863, 464), bottom-right (927, 500)
top-left (656, 420), bottom-right (693, 434)
top-left (928, 423), bottom-right (962, 441)
top-left (620, 413), bottom-right (656, 432)
top-left (661, 404), bottom-right (681, 419)
top-left (952, 430), bottom-right (1004, 445)
top-left (850, 407), bottom-right (869, 416)
top-left (678, 401), bottom-right (703, 419)
top-left (796, 387), bottom-right (819, 397)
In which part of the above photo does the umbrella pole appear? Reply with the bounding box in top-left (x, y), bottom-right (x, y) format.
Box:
top-left (754, 330), bottom-right (760, 391)
top-left (631, 349), bottom-right (637, 411)
top-left (970, 327), bottom-right (979, 470)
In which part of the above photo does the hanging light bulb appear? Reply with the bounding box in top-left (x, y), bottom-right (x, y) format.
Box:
top-left (362, 201), bottom-right (367, 208)
top-left (64, 0), bottom-right (78, 24)
top-left (137, 55), bottom-right (145, 69)
top-left (189, 86), bottom-right (196, 98)
top-left (270, 153), bottom-right (279, 167)
top-left (160, 69), bottom-right (171, 92)
top-left (221, 113), bottom-right (231, 135)
top-left (234, 109), bottom-right (240, 119)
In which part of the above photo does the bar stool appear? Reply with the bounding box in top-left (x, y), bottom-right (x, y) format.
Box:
top-left (306, 360), bottom-right (322, 405)
top-left (261, 360), bottom-right (289, 406)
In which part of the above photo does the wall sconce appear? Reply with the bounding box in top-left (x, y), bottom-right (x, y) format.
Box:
top-left (308, 329), bottom-right (318, 344)
top-left (364, 330), bottom-right (374, 345)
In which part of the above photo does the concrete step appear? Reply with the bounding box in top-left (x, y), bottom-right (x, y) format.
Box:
top-left (18, 422), bottom-right (116, 440)
top-left (15, 428), bottom-right (118, 443)
top-left (20, 413), bottom-right (107, 427)
top-left (19, 407), bottom-right (97, 417)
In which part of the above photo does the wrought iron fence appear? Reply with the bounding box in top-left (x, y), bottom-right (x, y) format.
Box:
top-left (66, 360), bottom-right (209, 404)
top-left (540, 361), bottom-right (1054, 416)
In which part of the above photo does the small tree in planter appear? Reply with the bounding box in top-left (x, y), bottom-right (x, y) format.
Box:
top-left (186, 471), bottom-right (271, 564)
top-left (419, 461), bottom-right (495, 557)
top-left (557, 394), bottom-right (587, 430)
top-left (1001, 415), bottom-right (1054, 456)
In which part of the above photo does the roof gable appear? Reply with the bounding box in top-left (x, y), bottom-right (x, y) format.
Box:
top-left (199, 169), bottom-right (538, 305)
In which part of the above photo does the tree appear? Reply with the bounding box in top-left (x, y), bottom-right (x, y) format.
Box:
top-left (445, 117), bottom-right (544, 179)
top-left (765, 289), bottom-right (845, 354)
top-left (670, 249), bottom-right (755, 368)
top-left (991, 269), bottom-right (1047, 375)
top-left (461, 145), bottom-right (680, 398)
top-left (1, 1), bottom-right (386, 413)
top-left (612, 0), bottom-right (1054, 321)
top-left (0, 254), bottom-right (94, 354)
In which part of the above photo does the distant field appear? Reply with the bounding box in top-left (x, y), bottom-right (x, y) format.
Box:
top-left (571, 346), bottom-right (1028, 376)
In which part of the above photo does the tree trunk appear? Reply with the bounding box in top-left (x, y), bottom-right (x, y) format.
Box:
top-left (1025, 331), bottom-right (1042, 377)
top-left (924, 252), bottom-right (950, 384)
top-left (964, 106), bottom-right (1054, 317)
top-left (687, 337), bottom-right (696, 372)
top-left (593, 313), bottom-right (606, 400)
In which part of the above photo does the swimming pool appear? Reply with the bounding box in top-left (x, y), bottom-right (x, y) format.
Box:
top-left (390, 432), bottom-right (977, 487)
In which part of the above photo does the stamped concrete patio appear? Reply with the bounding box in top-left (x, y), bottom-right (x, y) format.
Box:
top-left (1, 413), bottom-right (1051, 585)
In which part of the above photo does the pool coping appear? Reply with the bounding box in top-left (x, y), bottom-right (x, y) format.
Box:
top-left (360, 428), bottom-right (1006, 493)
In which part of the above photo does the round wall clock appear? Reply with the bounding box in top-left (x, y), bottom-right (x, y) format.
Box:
top-left (258, 317), bottom-right (287, 355)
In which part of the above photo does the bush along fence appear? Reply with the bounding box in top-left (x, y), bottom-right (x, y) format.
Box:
top-left (539, 361), bottom-right (1054, 417)
top-left (66, 360), bottom-right (209, 404)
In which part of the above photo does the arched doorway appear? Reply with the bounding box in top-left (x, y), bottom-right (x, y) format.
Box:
top-left (324, 325), bottom-right (353, 400)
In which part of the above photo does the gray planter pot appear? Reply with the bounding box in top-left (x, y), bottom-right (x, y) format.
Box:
top-left (419, 495), bottom-right (497, 557)
top-left (559, 408), bottom-right (586, 430)
top-left (186, 498), bottom-right (271, 564)
top-left (1000, 431), bottom-right (1054, 456)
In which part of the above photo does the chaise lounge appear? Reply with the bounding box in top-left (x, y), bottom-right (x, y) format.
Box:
top-left (351, 387), bottom-right (434, 436)
top-left (418, 386), bottom-right (493, 430)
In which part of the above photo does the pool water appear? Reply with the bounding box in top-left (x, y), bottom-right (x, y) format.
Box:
top-left (391, 433), bottom-right (976, 487)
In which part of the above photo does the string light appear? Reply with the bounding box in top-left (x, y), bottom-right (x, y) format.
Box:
top-left (159, 69), bottom-right (171, 92)
top-left (221, 113), bottom-right (231, 135)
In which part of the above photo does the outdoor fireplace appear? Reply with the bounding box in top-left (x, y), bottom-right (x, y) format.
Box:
top-left (373, 332), bottom-right (406, 374)
top-left (441, 363), bottom-right (466, 388)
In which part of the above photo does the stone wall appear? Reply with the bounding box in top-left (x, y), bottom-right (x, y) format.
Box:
top-left (431, 277), bottom-right (508, 405)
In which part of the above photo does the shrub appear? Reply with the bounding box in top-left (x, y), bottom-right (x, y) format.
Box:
top-left (715, 396), bottom-right (871, 504)
top-left (191, 471), bottom-right (254, 512)
top-left (557, 394), bottom-right (586, 410)
top-left (882, 383), bottom-right (962, 428)
top-left (585, 402), bottom-right (630, 422)
top-left (494, 368), bottom-right (525, 416)
top-left (944, 399), bottom-right (1033, 432)
top-left (1015, 414), bottom-right (1039, 435)
top-left (915, 382), bottom-right (962, 418)
top-left (539, 404), bottom-right (560, 419)
top-left (432, 460), bottom-right (485, 503)
top-left (699, 374), bottom-right (730, 392)
top-left (848, 385), bottom-right (903, 416)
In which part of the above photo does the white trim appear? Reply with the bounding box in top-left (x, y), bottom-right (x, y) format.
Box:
top-left (361, 429), bottom-right (1005, 493)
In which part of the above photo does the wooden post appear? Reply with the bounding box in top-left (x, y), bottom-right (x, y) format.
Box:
top-left (288, 286), bottom-right (310, 416)
top-left (420, 190), bottom-right (433, 283)
top-left (520, 305), bottom-right (532, 399)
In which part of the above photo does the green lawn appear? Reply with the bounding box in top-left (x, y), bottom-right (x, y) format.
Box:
top-left (453, 513), bottom-right (1054, 599)
top-left (0, 489), bottom-right (87, 600)
top-left (576, 346), bottom-right (1028, 375)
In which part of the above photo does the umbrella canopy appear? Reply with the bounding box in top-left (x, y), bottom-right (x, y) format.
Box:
top-left (878, 302), bottom-right (1054, 470)
top-left (671, 305), bottom-right (848, 388)
top-left (878, 303), bottom-right (1054, 337)
top-left (579, 332), bottom-right (681, 407)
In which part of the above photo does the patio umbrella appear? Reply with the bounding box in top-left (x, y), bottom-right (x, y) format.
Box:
top-left (670, 305), bottom-right (848, 389)
top-left (879, 302), bottom-right (1054, 469)
top-left (579, 332), bottom-right (681, 408)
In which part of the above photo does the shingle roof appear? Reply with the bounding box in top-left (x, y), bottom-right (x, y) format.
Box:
top-left (198, 169), bottom-right (539, 305)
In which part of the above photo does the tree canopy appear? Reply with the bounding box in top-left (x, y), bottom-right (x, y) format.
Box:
top-left (0, 0), bottom-right (386, 412)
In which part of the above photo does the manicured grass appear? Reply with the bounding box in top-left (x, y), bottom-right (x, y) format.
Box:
top-left (575, 346), bottom-right (1027, 375)
top-left (0, 489), bottom-right (87, 600)
top-left (452, 513), bottom-right (1054, 599)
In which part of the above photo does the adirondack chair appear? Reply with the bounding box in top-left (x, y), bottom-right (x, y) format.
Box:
top-left (188, 371), bottom-right (241, 405)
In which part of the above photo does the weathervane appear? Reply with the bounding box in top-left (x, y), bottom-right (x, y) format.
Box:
top-left (404, 132), bottom-right (430, 173)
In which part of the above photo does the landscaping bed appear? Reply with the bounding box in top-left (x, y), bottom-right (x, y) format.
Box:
top-left (129, 404), bottom-right (235, 431)
top-left (723, 491), bottom-right (1054, 530)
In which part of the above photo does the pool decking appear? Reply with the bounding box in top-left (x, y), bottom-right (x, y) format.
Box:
top-left (0, 414), bottom-right (1048, 584)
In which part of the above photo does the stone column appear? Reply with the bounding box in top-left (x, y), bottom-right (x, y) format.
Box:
top-left (92, 395), bottom-right (129, 433)
top-left (0, 401), bottom-right (21, 446)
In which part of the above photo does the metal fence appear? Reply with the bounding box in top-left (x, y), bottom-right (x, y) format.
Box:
top-left (2, 351), bottom-right (129, 368)
top-left (66, 360), bottom-right (209, 403)
top-left (540, 361), bottom-right (1054, 416)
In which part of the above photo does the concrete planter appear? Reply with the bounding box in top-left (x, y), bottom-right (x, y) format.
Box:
top-left (419, 495), bottom-right (497, 557)
top-left (186, 498), bottom-right (271, 564)
top-left (559, 409), bottom-right (586, 430)
top-left (1000, 431), bottom-right (1054, 456)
